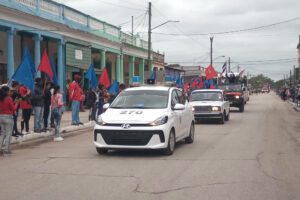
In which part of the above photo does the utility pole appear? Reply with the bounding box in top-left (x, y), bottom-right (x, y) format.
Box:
top-left (237, 65), bottom-right (240, 73)
top-left (210, 37), bottom-right (213, 65)
top-left (293, 65), bottom-right (296, 87)
top-left (228, 57), bottom-right (231, 72)
top-left (147, 2), bottom-right (152, 71)
top-left (131, 16), bottom-right (134, 40)
top-left (290, 69), bottom-right (292, 87)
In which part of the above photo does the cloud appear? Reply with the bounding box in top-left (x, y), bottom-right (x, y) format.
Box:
top-left (57, 0), bottom-right (300, 80)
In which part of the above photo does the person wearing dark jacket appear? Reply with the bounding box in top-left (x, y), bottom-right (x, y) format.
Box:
top-left (31, 78), bottom-right (44, 133)
top-left (43, 82), bottom-right (52, 130)
top-left (86, 86), bottom-right (98, 121)
top-left (226, 73), bottom-right (236, 84)
top-left (11, 81), bottom-right (21, 137)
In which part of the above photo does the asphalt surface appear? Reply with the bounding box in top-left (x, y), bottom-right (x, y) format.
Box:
top-left (1, 92), bottom-right (300, 200)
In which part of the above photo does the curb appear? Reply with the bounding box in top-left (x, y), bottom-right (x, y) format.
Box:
top-left (11, 121), bottom-right (95, 144)
top-left (287, 100), bottom-right (300, 112)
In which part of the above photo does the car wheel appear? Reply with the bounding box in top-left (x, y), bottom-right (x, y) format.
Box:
top-left (219, 113), bottom-right (225, 124)
top-left (185, 122), bottom-right (195, 144)
top-left (225, 111), bottom-right (230, 121)
top-left (96, 147), bottom-right (108, 154)
top-left (239, 104), bottom-right (244, 112)
top-left (163, 130), bottom-right (176, 155)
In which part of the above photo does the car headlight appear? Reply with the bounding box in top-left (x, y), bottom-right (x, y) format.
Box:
top-left (211, 106), bottom-right (221, 111)
top-left (150, 116), bottom-right (168, 126)
top-left (192, 106), bottom-right (195, 112)
top-left (96, 115), bottom-right (107, 126)
top-left (235, 95), bottom-right (240, 99)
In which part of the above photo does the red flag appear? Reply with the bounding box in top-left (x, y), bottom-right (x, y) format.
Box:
top-left (198, 81), bottom-right (204, 89)
top-left (38, 50), bottom-right (53, 81)
top-left (99, 67), bottom-right (110, 88)
top-left (191, 77), bottom-right (199, 89)
top-left (210, 84), bottom-right (215, 89)
top-left (205, 64), bottom-right (217, 80)
top-left (239, 69), bottom-right (245, 76)
top-left (183, 82), bottom-right (189, 94)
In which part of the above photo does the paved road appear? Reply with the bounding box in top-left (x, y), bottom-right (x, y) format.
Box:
top-left (1, 93), bottom-right (300, 200)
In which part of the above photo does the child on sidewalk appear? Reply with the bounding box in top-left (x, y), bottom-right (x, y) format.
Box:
top-left (51, 85), bottom-right (65, 142)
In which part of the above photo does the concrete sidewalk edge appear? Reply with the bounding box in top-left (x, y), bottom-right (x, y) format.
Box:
top-left (11, 121), bottom-right (96, 144)
top-left (287, 100), bottom-right (300, 112)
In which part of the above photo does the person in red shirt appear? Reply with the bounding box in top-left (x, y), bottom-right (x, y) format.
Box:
top-left (19, 85), bottom-right (32, 134)
top-left (69, 74), bottom-right (82, 125)
top-left (0, 86), bottom-right (19, 155)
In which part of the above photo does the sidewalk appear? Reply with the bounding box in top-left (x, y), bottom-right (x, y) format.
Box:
top-left (11, 109), bottom-right (95, 144)
top-left (287, 100), bottom-right (300, 112)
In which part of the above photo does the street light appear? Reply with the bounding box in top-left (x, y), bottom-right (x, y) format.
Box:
top-left (147, 17), bottom-right (179, 71)
top-left (213, 55), bottom-right (225, 61)
top-left (151, 20), bottom-right (180, 31)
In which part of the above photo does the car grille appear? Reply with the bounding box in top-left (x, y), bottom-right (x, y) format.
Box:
top-left (226, 95), bottom-right (235, 101)
top-left (194, 106), bottom-right (211, 112)
top-left (94, 130), bottom-right (165, 146)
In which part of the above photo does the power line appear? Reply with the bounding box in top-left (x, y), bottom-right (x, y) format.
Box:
top-left (118, 12), bottom-right (146, 26)
top-left (150, 16), bottom-right (300, 36)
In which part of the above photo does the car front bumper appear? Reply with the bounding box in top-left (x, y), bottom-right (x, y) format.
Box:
top-left (194, 112), bottom-right (222, 119)
top-left (93, 124), bottom-right (171, 150)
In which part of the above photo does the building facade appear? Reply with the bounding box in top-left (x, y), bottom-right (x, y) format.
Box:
top-left (0, 0), bottom-right (156, 91)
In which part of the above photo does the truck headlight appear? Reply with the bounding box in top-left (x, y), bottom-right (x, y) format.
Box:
top-left (150, 116), bottom-right (168, 126)
top-left (96, 115), bottom-right (107, 126)
top-left (235, 95), bottom-right (240, 99)
top-left (211, 106), bottom-right (221, 111)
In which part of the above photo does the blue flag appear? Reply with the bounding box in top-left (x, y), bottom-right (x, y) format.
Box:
top-left (23, 45), bottom-right (36, 77)
top-left (176, 76), bottom-right (184, 88)
top-left (12, 47), bottom-right (35, 92)
top-left (48, 57), bottom-right (58, 85)
top-left (108, 80), bottom-right (119, 94)
top-left (149, 71), bottom-right (156, 80)
top-left (85, 64), bottom-right (98, 89)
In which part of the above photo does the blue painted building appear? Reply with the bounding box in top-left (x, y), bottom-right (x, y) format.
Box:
top-left (0, 0), bottom-right (155, 90)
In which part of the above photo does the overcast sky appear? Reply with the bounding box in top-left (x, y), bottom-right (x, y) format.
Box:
top-left (57, 0), bottom-right (300, 80)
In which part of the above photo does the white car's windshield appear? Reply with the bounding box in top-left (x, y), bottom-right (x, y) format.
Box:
top-left (191, 92), bottom-right (222, 101)
top-left (110, 90), bottom-right (169, 109)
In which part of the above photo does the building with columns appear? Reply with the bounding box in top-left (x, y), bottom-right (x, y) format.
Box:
top-left (0, 0), bottom-right (157, 90)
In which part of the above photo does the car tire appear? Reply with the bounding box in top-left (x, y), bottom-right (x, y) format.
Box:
top-left (219, 113), bottom-right (225, 124)
top-left (239, 104), bottom-right (244, 112)
top-left (185, 122), bottom-right (195, 144)
top-left (225, 111), bottom-right (230, 121)
top-left (163, 130), bottom-right (176, 155)
top-left (96, 147), bottom-right (108, 154)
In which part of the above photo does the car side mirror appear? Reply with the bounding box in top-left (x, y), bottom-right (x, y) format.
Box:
top-left (103, 103), bottom-right (110, 111)
top-left (173, 103), bottom-right (185, 110)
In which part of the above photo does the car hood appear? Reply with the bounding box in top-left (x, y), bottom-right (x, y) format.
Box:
top-left (189, 101), bottom-right (223, 107)
top-left (101, 108), bottom-right (169, 124)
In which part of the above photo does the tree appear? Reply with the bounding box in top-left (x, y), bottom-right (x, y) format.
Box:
top-left (248, 74), bottom-right (274, 89)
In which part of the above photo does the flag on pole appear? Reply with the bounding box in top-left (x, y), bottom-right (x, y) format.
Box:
top-left (198, 81), bottom-right (204, 89)
top-left (99, 67), bottom-right (110, 88)
top-left (22, 45), bottom-right (36, 77)
top-left (11, 48), bottom-right (35, 92)
top-left (149, 71), bottom-right (156, 80)
top-left (182, 82), bottom-right (189, 94)
top-left (48, 57), bottom-right (58, 85)
top-left (108, 80), bottom-right (119, 94)
top-left (85, 64), bottom-right (98, 89)
top-left (221, 62), bottom-right (227, 74)
top-left (175, 76), bottom-right (184, 88)
top-left (239, 69), bottom-right (245, 76)
top-left (191, 77), bottom-right (199, 89)
top-left (205, 64), bottom-right (217, 80)
top-left (38, 50), bottom-right (53, 81)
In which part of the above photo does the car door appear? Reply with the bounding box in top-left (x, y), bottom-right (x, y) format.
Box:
top-left (175, 89), bottom-right (187, 138)
top-left (171, 89), bottom-right (183, 138)
top-left (223, 92), bottom-right (230, 115)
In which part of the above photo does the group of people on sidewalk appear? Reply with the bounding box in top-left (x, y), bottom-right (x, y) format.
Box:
top-left (0, 74), bottom-right (125, 155)
top-left (0, 79), bottom-right (65, 155)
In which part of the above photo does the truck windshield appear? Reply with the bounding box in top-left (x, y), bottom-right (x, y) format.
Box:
top-left (191, 92), bottom-right (222, 101)
top-left (219, 84), bottom-right (242, 92)
top-left (110, 90), bottom-right (169, 109)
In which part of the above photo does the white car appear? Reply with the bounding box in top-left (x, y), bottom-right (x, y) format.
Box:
top-left (189, 89), bottom-right (230, 124)
top-left (94, 86), bottom-right (195, 155)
